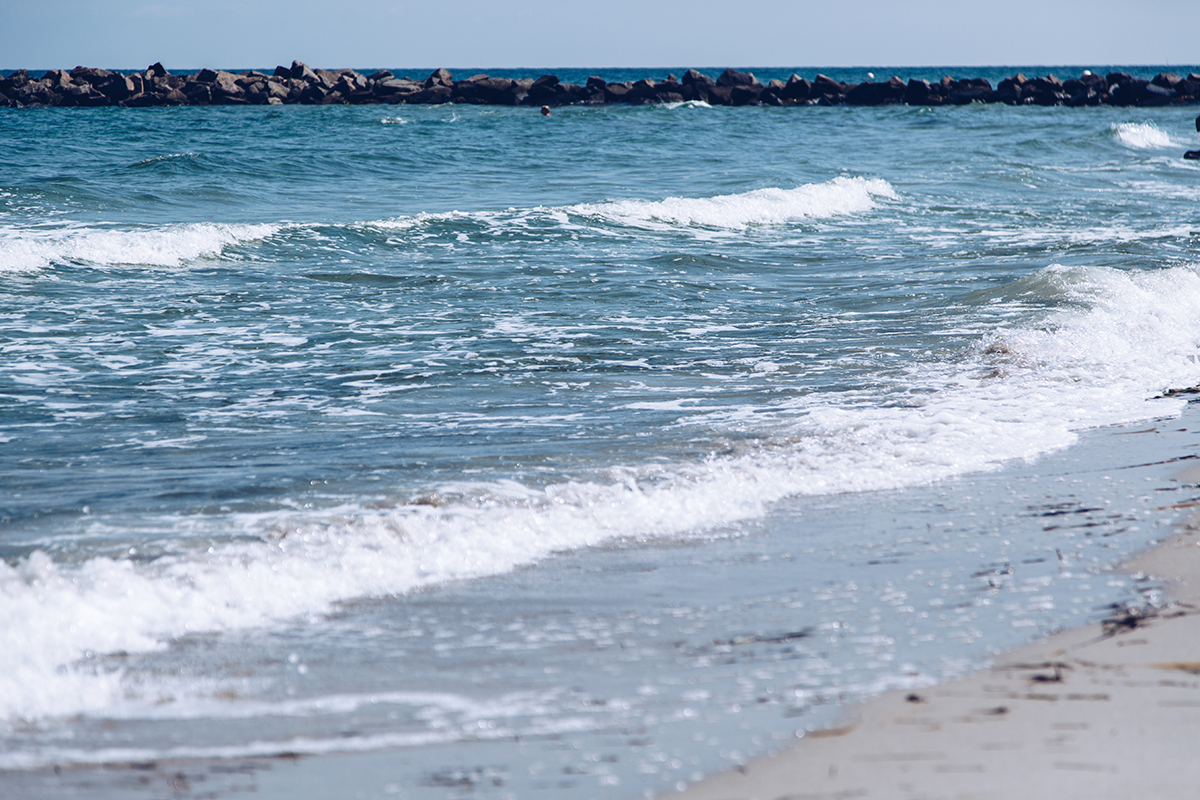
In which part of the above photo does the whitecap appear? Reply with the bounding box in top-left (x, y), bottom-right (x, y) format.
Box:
top-left (0, 222), bottom-right (280, 273)
top-left (568, 176), bottom-right (898, 230)
top-left (1111, 121), bottom-right (1180, 149)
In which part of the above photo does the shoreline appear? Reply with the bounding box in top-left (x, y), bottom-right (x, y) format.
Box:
top-left (664, 425), bottom-right (1200, 800)
top-left (2, 62), bottom-right (1199, 109)
top-left (3, 408), bottom-right (1198, 798)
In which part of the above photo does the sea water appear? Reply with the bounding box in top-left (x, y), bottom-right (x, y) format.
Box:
top-left (3, 66), bottom-right (1200, 798)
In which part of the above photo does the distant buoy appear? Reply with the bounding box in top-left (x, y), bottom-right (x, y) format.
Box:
top-left (1082, 70), bottom-right (1092, 76)
top-left (866, 72), bottom-right (874, 79)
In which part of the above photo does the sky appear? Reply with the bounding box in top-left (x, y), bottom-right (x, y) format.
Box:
top-left (4, 0), bottom-right (1199, 71)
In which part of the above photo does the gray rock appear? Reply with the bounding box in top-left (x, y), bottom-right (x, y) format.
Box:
top-left (717, 68), bottom-right (758, 87)
top-left (424, 68), bottom-right (453, 88)
top-left (290, 61), bottom-right (319, 83)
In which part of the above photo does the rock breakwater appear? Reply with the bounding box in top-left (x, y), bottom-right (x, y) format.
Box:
top-left (2, 62), bottom-right (1199, 109)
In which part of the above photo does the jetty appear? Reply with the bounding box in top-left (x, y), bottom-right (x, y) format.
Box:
top-left (2, 62), bottom-right (1199, 108)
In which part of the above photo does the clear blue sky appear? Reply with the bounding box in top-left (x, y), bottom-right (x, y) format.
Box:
top-left (4, 0), bottom-right (1198, 71)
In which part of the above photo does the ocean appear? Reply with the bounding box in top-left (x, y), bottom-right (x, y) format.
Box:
top-left (3, 65), bottom-right (1200, 798)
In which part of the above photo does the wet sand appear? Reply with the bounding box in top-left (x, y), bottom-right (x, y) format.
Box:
top-left (665, 468), bottom-right (1200, 800)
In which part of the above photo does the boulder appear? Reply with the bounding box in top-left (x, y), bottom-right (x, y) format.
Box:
top-left (12, 80), bottom-right (52, 106)
top-left (41, 70), bottom-right (72, 88)
top-left (624, 78), bottom-right (657, 103)
top-left (717, 68), bottom-right (758, 87)
top-left (579, 85), bottom-right (606, 105)
top-left (424, 68), bottom-right (453, 88)
top-left (58, 82), bottom-right (95, 106)
top-left (146, 62), bottom-right (168, 78)
top-left (994, 88), bottom-right (1021, 105)
top-left (657, 78), bottom-right (684, 96)
top-left (333, 74), bottom-right (359, 96)
top-left (243, 82), bottom-right (269, 104)
top-left (1066, 88), bottom-right (1101, 107)
top-left (454, 76), bottom-right (511, 103)
top-left (604, 81), bottom-right (632, 103)
top-left (682, 69), bottom-right (716, 89)
top-left (1142, 82), bottom-right (1176, 106)
top-left (781, 75), bottom-right (811, 102)
top-left (759, 80), bottom-right (787, 106)
top-left (903, 78), bottom-right (935, 105)
top-left (1022, 75), bottom-right (1065, 105)
top-left (730, 83), bottom-right (765, 105)
top-left (195, 68), bottom-right (220, 83)
top-left (1175, 79), bottom-right (1199, 101)
top-left (810, 74), bottom-right (847, 100)
top-left (185, 83), bottom-right (213, 104)
top-left (120, 92), bottom-right (161, 107)
top-left (406, 84), bottom-right (452, 104)
top-left (528, 74), bottom-right (561, 103)
top-left (557, 83), bottom-right (586, 104)
top-left (0, 69), bottom-right (29, 93)
top-left (845, 78), bottom-right (905, 105)
top-left (211, 71), bottom-right (244, 99)
top-left (706, 85), bottom-right (734, 105)
top-left (97, 74), bottom-right (135, 101)
top-left (290, 60), bottom-right (319, 83)
top-left (947, 78), bottom-right (991, 104)
top-left (298, 83), bottom-right (328, 104)
top-left (492, 81), bottom-right (529, 106)
top-left (375, 77), bottom-right (420, 95)
top-left (266, 80), bottom-right (291, 103)
top-left (1109, 77), bottom-right (1148, 106)
top-left (311, 68), bottom-right (340, 89)
top-left (70, 66), bottom-right (113, 85)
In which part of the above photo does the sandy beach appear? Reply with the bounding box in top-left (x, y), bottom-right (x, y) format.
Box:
top-left (666, 463), bottom-right (1200, 800)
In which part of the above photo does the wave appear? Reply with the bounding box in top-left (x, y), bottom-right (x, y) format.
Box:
top-left (568, 177), bottom-right (897, 230)
top-left (0, 222), bottom-right (280, 273)
top-left (662, 100), bottom-right (713, 110)
top-left (4, 262), bottom-right (1200, 726)
top-left (357, 177), bottom-right (897, 236)
top-left (0, 178), bottom-right (890, 274)
top-left (1111, 121), bottom-right (1181, 150)
top-left (125, 152), bottom-right (203, 168)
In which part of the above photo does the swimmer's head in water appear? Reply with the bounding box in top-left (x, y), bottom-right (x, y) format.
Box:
top-left (540, 105), bottom-right (551, 116)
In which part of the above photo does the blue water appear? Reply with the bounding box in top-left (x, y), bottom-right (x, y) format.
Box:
top-left (3, 78), bottom-right (1200, 798)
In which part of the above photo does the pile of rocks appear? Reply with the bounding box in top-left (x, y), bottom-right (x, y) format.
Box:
top-left (2, 62), bottom-right (1198, 108)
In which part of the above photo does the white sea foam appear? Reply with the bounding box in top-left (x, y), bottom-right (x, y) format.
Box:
top-left (353, 178), bottom-right (894, 238)
top-left (1111, 121), bottom-right (1180, 149)
top-left (0, 222), bottom-right (279, 273)
top-left (4, 263), bottom-right (1200, 727)
top-left (569, 177), bottom-right (898, 230)
top-left (662, 100), bottom-right (712, 110)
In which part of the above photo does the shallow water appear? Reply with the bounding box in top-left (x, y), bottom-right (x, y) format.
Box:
top-left (3, 77), bottom-right (1200, 797)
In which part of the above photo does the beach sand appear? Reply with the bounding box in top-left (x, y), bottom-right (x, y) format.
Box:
top-left (665, 468), bottom-right (1200, 800)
